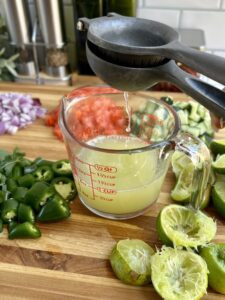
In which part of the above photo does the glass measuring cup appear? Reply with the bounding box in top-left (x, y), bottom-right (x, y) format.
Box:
top-left (59, 91), bottom-right (211, 220)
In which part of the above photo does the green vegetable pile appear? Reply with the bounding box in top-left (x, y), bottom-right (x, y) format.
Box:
top-left (130, 96), bottom-right (213, 145)
top-left (161, 96), bottom-right (214, 145)
top-left (131, 99), bottom-right (174, 142)
top-left (0, 148), bottom-right (77, 239)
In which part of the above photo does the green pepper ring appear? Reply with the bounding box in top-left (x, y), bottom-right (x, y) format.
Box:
top-left (52, 160), bottom-right (73, 177)
top-left (33, 165), bottom-right (54, 182)
top-left (51, 177), bottom-right (77, 201)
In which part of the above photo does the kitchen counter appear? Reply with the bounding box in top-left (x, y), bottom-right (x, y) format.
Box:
top-left (0, 81), bottom-right (224, 299)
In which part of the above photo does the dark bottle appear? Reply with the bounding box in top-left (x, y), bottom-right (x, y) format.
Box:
top-left (73, 0), bottom-right (103, 75)
top-left (103, 0), bottom-right (137, 16)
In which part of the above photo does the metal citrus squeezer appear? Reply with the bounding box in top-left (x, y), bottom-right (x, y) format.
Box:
top-left (77, 13), bottom-right (225, 120)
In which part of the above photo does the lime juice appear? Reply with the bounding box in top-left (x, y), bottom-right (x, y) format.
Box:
top-left (73, 135), bottom-right (169, 216)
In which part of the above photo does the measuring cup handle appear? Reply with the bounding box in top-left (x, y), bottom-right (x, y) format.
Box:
top-left (172, 132), bottom-right (211, 210)
top-left (163, 60), bottom-right (225, 119)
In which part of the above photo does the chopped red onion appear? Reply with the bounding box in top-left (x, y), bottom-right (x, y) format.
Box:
top-left (0, 121), bottom-right (5, 134)
top-left (0, 92), bottom-right (46, 135)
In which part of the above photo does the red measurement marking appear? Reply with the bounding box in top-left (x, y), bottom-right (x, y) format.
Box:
top-left (80, 190), bottom-right (89, 199)
top-left (97, 173), bottom-right (116, 179)
top-left (96, 195), bottom-right (114, 201)
top-left (75, 156), bottom-right (92, 166)
top-left (94, 187), bottom-right (117, 195)
top-left (74, 157), bottom-right (118, 200)
top-left (88, 164), bottom-right (95, 199)
top-left (76, 167), bottom-right (91, 177)
top-left (80, 179), bottom-right (88, 186)
top-left (94, 164), bottom-right (117, 173)
top-left (97, 180), bottom-right (115, 187)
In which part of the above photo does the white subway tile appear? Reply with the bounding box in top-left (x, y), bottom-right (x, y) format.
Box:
top-left (137, 8), bottom-right (180, 28)
top-left (222, 0), bottom-right (225, 9)
top-left (213, 50), bottom-right (225, 58)
top-left (138, 0), bottom-right (143, 8)
top-left (145, 0), bottom-right (220, 9)
top-left (180, 11), bottom-right (225, 49)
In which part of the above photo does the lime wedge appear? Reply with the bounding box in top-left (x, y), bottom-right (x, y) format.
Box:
top-left (212, 154), bottom-right (225, 174)
top-left (200, 243), bottom-right (225, 294)
top-left (200, 184), bottom-right (211, 210)
top-left (151, 247), bottom-right (208, 300)
top-left (171, 163), bottom-right (194, 203)
top-left (212, 181), bottom-right (225, 218)
top-left (110, 239), bottom-right (154, 286)
top-left (211, 139), bottom-right (225, 155)
top-left (156, 204), bottom-right (217, 248)
top-left (171, 151), bottom-right (192, 178)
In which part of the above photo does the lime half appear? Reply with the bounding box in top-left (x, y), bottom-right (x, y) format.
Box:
top-left (157, 204), bottom-right (217, 248)
top-left (212, 154), bottom-right (225, 174)
top-left (211, 139), bottom-right (225, 155)
top-left (151, 247), bottom-right (208, 300)
top-left (200, 184), bottom-right (211, 210)
top-left (201, 243), bottom-right (225, 294)
top-left (110, 239), bottom-right (154, 286)
top-left (171, 163), bottom-right (194, 203)
top-left (212, 181), bottom-right (225, 218)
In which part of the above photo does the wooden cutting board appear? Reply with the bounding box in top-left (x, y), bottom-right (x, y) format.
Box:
top-left (0, 82), bottom-right (225, 300)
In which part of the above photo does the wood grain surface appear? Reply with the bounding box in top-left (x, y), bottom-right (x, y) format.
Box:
top-left (0, 82), bottom-right (225, 300)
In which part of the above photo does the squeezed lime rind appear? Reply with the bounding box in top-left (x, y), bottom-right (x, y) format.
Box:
top-left (151, 246), bottom-right (208, 300)
top-left (110, 239), bottom-right (154, 286)
top-left (157, 204), bottom-right (217, 249)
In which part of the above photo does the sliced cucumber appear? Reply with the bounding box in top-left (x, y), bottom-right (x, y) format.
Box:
top-left (145, 102), bottom-right (157, 114)
top-left (198, 122), bottom-right (208, 136)
top-left (173, 101), bottom-right (190, 110)
top-left (154, 107), bottom-right (169, 120)
top-left (197, 105), bottom-right (206, 119)
top-left (189, 102), bottom-right (201, 122)
top-left (181, 125), bottom-right (200, 137)
top-left (188, 120), bottom-right (198, 127)
top-left (177, 110), bottom-right (188, 125)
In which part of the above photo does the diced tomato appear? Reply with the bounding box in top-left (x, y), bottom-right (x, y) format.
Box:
top-left (53, 123), bottom-right (63, 140)
top-left (67, 86), bottom-right (119, 99)
top-left (45, 86), bottom-right (126, 142)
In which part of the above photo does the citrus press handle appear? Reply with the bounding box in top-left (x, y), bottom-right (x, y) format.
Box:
top-left (162, 60), bottom-right (225, 119)
top-left (168, 41), bottom-right (225, 86)
top-left (172, 132), bottom-right (211, 210)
